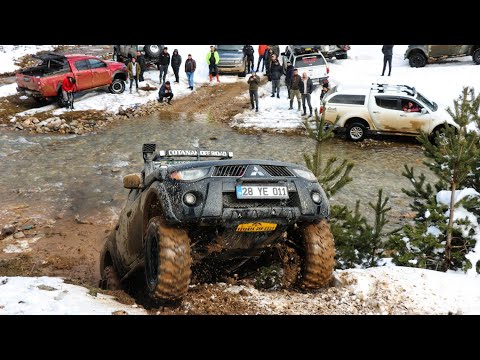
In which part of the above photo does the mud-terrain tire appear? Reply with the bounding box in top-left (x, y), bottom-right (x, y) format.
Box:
top-left (144, 217), bottom-right (192, 301)
top-left (300, 219), bottom-right (335, 290)
top-left (102, 266), bottom-right (121, 290)
top-left (346, 121), bottom-right (367, 141)
top-left (473, 48), bottom-right (480, 65)
top-left (108, 78), bottom-right (125, 94)
top-left (408, 52), bottom-right (427, 68)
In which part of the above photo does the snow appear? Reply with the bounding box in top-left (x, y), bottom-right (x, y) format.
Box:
top-left (426, 225), bottom-right (442, 237)
top-left (0, 276), bottom-right (146, 315)
top-left (0, 45), bottom-right (55, 74)
top-left (342, 266), bottom-right (480, 314)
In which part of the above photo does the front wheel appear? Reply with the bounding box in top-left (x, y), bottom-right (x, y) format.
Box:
top-left (408, 52), bottom-right (426, 67)
top-left (144, 217), bottom-right (192, 301)
top-left (473, 48), bottom-right (480, 65)
top-left (346, 121), bottom-right (367, 141)
top-left (109, 78), bottom-right (125, 94)
top-left (300, 219), bottom-right (335, 289)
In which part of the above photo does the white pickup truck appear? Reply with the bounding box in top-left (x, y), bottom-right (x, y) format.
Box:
top-left (321, 83), bottom-right (459, 141)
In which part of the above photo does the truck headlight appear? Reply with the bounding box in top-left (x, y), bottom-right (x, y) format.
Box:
top-left (170, 168), bottom-right (209, 181)
top-left (292, 168), bottom-right (317, 181)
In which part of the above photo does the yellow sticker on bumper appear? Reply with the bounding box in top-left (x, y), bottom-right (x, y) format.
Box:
top-left (236, 222), bottom-right (277, 232)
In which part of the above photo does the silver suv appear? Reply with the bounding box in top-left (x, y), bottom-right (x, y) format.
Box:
top-left (113, 45), bottom-right (164, 66)
top-left (405, 45), bottom-right (480, 67)
top-left (281, 45), bottom-right (329, 85)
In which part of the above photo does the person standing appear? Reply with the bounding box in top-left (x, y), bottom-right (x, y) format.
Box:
top-left (158, 47), bottom-right (170, 84)
top-left (206, 46), bottom-right (220, 82)
top-left (247, 72), bottom-right (260, 112)
top-left (127, 57), bottom-right (141, 93)
top-left (171, 49), bottom-right (182, 84)
top-left (269, 55), bottom-right (283, 98)
top-left (243, 45), bottom-right (255, 74)
top-left (158, 81), bottom-right (174, 104)
top-left (381, 45), bottom-right (394, 76)
top-left (184, 54), bottom-right (196, 90)
top-left (270, 45), bottom-right (280, 58)
top-left (136, 51), bottom-right (146, 82)
top-left (288, 68), bottom-right (302, 111)
top-left (61, 75), bottom-right (76, 109)
top-left (284, 60), bottom-right (294, 99)
top-left (256, 44), bottom-right (267, 72)
top-left (299, 72), bottom-right (313, 117)
top-left (265, 45), bottom-right (273, 79)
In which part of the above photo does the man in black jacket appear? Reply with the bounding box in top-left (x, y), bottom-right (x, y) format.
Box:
top-left (158, 47), bottom-right (170, 84)
top-left (381, 45), bottom-right (394, 76)
top-left (136, 51), bottom-right (146, 82)
top-left (299, 72), bottom-right (313, 117)
top-left (269, 55), bottom-right (283, 98)
top-left (284, 61), bottom-right (294, 99)
top-left (243, 45), bottom-right (255, 74)
top-left (171, 49), bottom-right (182, 83)
top-left (247, 72), bottom-right (260, 112)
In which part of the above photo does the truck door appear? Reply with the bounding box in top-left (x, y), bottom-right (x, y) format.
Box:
top-left (88, 58), bottom-right (111, 87)
top-left (429, 45), bottom-right (462, 57)
top-left (371, 96), bottom-right (428, 134)
top-left (72, 59), bottom-right (93, 90)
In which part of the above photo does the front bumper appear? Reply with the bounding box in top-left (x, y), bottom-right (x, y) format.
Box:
top-left (153, 177), bottom-right (329, 226)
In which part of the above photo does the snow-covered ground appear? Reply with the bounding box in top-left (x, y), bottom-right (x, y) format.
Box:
top-left (0, 45), bottom-right (56, 74)
top-left (0, 276), bottom-right (146, 315)
top-left (1, 266), bottom-right (479, 314)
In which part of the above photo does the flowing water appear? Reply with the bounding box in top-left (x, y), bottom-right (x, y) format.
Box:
top-left (0, 113), bottom-right (433, 230)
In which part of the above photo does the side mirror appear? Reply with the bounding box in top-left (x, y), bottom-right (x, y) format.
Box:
top-left (421, 108), bottom-right (427, 114)
top-left (280, 52), bottom-right (285, 56)
top-left (123, 173), bottom-right (143, 189)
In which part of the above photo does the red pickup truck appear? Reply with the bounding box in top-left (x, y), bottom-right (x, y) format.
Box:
top-left (16, 53), bottom-right (128, 106)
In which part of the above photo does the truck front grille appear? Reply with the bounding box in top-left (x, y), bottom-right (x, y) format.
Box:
top-left (213, 165), bottom-right (246, 177)
top-left (262, 165), bottom-right (294, 177)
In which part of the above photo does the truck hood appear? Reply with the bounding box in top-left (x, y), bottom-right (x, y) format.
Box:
top-left (434, 107), bottom-right (459, 128)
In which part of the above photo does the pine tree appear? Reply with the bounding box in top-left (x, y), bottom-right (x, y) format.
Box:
top-left (303, 110), bottom-right (393, 269)
top-left (387, 87), bottom-right (480, 272)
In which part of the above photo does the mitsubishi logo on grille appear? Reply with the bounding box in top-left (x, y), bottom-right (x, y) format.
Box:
top-left (250, 166), bottom-right (265, 176)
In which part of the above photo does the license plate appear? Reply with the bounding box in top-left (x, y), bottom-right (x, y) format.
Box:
top-left (236, 222), bottom-right (277, 232)
top-left (236, 185), bottom-right (289, 199)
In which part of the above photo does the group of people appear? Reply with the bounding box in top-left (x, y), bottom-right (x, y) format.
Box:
top-left (247, 46), bottom-right (329, 117)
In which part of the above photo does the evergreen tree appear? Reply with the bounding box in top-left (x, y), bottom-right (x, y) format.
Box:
top-left (387, 87), bottom-right (480, 272)
top-left (303, 110), bottom-right (393, 269)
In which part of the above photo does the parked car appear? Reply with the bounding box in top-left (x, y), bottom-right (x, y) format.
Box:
top-left (405, 45), bottom-right (480, 67)
top-left (113, 45), bottom-right (164, 68)
top-left (281, 45), bottom-right (329, 85)
top-left (99, 144), bottom-right (335, 301)
top-left (321, 83), bottom-right (459, 141)
top-left (215, 45), bottom-right (248, 77)
top-left (320, 45), bottom-right (350, 59)
top-left (16, 53), bottom-right (128, 106)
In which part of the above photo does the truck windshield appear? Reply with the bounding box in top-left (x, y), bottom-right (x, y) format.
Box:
top-left (295, 55), bottom-right (325, 67)
top-left (416, 92), bottom-right (437, 111)
top-left (216, 45), bottom-right (243, 51)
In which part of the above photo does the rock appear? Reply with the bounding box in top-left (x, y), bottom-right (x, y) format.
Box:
top-left (15, 124), bottom-right (24, 130)
top-left (112, 310), bottom-right (129, 315)
top-left (23, 119), bottom-right (32, 126)
top-left (13, 231), bottom-right (25, 239)
top-left (31, 118), bottom-right (39, 124)
top-left (1, 225), bottom-right (15, 239)
top-left (111, 168), bottom-right (121, 173)
top-left (37, 284), bottom-right (57, 291)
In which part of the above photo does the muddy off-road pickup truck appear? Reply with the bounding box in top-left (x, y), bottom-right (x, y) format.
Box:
top-left (16, 53), bottom-right (128, 106)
